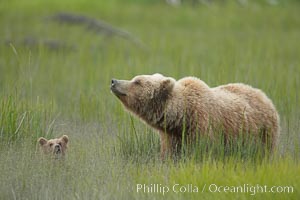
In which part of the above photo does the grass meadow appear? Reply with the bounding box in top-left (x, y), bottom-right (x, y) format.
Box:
top-left (0, 0), bottom-right (299, 199)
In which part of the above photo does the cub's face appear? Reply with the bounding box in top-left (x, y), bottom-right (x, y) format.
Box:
top-left (110, 73), bottom-right (175, 114)
top-left (38, 135), bottom-right (68, 158)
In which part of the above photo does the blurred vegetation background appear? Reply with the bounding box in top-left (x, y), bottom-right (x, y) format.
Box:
top-left (0, 0), bottom-right (299, 199)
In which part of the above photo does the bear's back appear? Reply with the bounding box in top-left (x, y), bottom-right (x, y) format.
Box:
top-left (214, 83), bottom-right (274, 109)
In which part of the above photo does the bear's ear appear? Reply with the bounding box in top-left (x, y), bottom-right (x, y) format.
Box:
top-left (161, 77), bottom-right (175, 92)
top-left (38, 137), bottom-right (47, 146)
top-left (60, 135), bottom-right (69, 144)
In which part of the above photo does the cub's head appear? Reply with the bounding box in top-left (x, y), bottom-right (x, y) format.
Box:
top-left (110, 73), bottom-right (175, 116)
top-left (38, 135), bottom-right (69, 158)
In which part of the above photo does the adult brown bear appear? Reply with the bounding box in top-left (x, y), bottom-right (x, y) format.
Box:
top-left (111, 73), bottom-right (280, 159)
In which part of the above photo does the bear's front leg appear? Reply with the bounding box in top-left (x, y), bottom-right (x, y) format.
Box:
top-left (159, 132), bottom-right (181, 160)
top-left (160, 132), bottom-right (172, 160)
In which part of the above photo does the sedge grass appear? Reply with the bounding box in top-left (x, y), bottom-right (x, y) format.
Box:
top-left (0, 0), bottom-right (299, 199)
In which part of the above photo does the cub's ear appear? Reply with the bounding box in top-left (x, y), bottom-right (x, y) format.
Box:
top-left (161, 77), bottom-right (175, 92)
top-left (60, 135), bottom-right (69, 144)
top-left (38, 137), bottom-right (47, 146)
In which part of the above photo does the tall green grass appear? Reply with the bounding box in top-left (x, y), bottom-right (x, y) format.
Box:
top-left (0, 0), bottom-right (299, 199)
top-left (0, 92), bottom-right (56, 145)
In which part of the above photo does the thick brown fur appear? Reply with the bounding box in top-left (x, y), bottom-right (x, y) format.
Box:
top-left (111, 74), bottom-right (280, 159)
top-left (37, 135), bottom-right (69, 158)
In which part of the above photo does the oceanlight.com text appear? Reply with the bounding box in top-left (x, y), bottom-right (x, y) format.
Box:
top-left (206, 184), bottom-right (294, 195)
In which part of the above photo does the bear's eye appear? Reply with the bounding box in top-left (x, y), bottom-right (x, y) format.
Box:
top-left (58, 142), bottom-right (62, 146)
top-left (134, 80), bottom-right (141, 85)
top-left (49, 143), bottom-right (53, 147)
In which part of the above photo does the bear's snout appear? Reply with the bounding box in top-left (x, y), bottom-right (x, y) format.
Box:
top-left (110, 79), bottom-right (127, 97)
top-left (54, 144), bottom-right (61, 154)
top-left (111, 79), bottom-right (117, 86)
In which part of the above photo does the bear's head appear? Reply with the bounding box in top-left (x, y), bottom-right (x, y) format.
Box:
top-left (37, 135), bottom-right (69, 158)
top-left (111, 73), bottom-right (175, 119)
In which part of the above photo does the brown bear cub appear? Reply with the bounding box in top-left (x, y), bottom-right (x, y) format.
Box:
top-left (111, 73), bottom-right (280, 159)
top-left (38, 135), bottom-right (69, 158)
